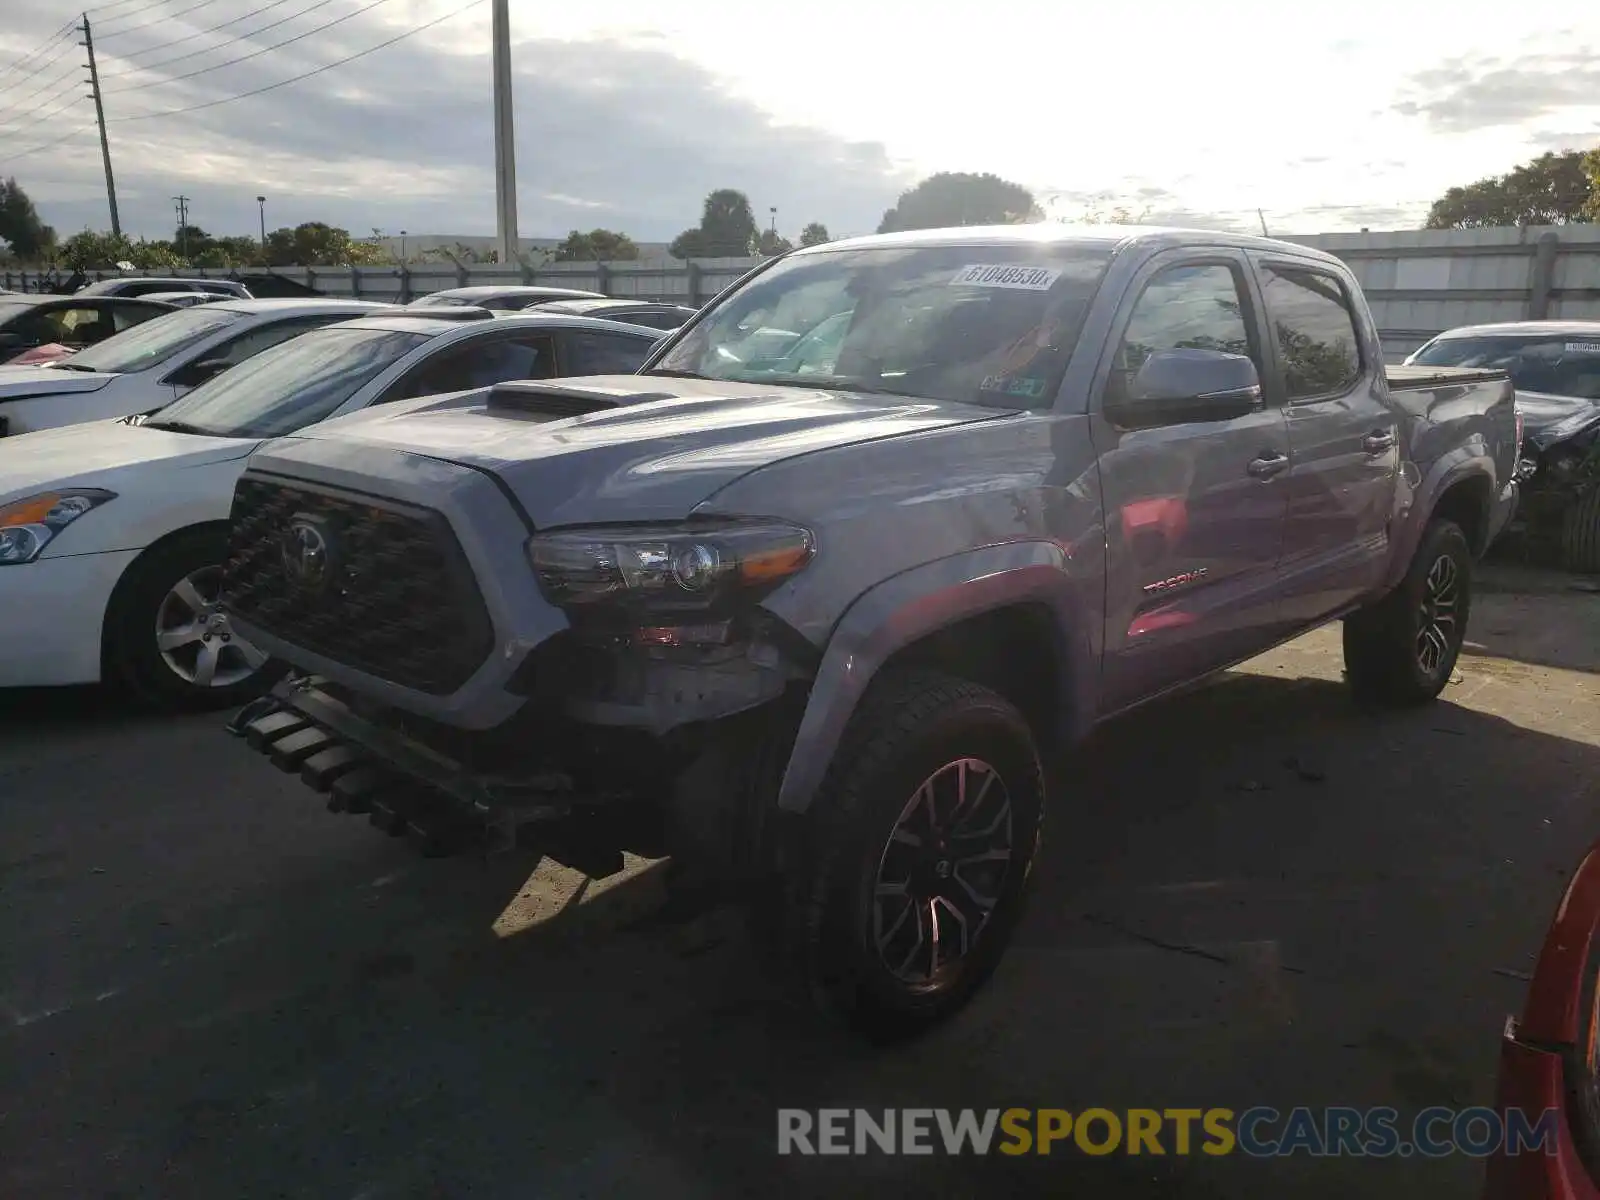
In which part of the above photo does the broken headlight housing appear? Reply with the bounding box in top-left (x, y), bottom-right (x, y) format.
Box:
top-left (527, 520), bottom-right (815, 633)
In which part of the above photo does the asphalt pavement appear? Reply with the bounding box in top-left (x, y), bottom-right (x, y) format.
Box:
top-left (2, 563), bottom-right (1597, 1199)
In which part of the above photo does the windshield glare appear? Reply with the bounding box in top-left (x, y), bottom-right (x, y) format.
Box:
top-left (147, 327), bottom-right (430, 438)
top-left (67, 306), bottom-right (242, 374)
top-left (1411, 333), bottom-right (1600, 400)
top-left (652, 243), bottom-right (1114, 408)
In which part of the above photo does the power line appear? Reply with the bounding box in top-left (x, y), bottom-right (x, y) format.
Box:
top-left (0, 21), bottom-right (78, 84)
top-left (103, 0), bottom-right (338, 80)
top-left (103, 0), bottom-right (308, 71)
top-left (105, 0), bottom-right (399, 95)
top-left (0, 33), bottom-right (76, 94)
top-left (109, 0), bottom-right (480, 121)
top-left (0, 62), bottom-right (82, 120)
top-left (0, 94), bottom-right (89, 141)
top-left (97, 0), bottom-right (221, 40)
top-left (0, 74), bottom-right (89, 131)
top-left (0, 123), bottom-right (98, 163)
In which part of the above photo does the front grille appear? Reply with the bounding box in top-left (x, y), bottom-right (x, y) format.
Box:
top-left (222, 473), bottom-right (495, 694)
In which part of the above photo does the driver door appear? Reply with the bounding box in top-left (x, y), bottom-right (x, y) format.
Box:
top-left (1094, 250), bottom-right (1293, 712)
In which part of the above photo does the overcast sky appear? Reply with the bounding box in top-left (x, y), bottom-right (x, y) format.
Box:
top-left (2, 0), bottom-right (1598, 244)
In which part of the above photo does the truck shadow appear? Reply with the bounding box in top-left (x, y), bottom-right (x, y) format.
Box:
top-left (3, 670), bottom-right (1598, 1199)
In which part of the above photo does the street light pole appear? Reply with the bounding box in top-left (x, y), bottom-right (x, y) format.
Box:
top-left (257, 196), bottom-right (267, 248)
top-left (491, 0), bottom-right (519, 266)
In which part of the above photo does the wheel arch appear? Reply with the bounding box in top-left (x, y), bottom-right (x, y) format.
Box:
top-left (773, 541), bottom-right (1096, 814)
top-left (98, 519), bottom-right (231, 678)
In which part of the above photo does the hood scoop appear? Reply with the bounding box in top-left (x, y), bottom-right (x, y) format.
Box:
top-left (486, 379), bottom-right (679, 419)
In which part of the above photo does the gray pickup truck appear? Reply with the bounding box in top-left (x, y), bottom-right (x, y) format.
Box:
top-left (222, 226), bottom-right (1518, 1034)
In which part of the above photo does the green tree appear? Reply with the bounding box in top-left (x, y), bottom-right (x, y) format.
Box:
top-left (552, 228), bottom-right (641, 261)
top-left (798, 221), bottom-right (830, 247)
top-left (877, 172), bottom-right (1039, 234)
top-left (670, 188), bottom-right (760, 258)
top-left (1425, 150), bottom-right (1594, 228)
top-left (1585, 149), bottom-right (1600, 222)
top-left (0, 177), bottom-right (54, 260)
top-left (757, 229), bottom-right (793, 256)
top-left (263, 221), bottom-right (385, 266)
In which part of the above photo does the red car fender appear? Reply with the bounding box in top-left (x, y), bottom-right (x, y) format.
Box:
top-left (1484, 840), bottom-right (1600, 1198)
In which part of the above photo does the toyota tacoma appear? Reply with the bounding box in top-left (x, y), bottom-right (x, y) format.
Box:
top-left (220, 226), bottom-right (1519, 1034)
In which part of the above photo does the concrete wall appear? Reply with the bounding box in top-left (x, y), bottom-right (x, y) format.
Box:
top-left (9, 225), bottom-right (1600, 360)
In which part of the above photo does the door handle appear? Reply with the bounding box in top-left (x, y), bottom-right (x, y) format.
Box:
top-left (1247, 452), bottom-right (1290, 479)
top-left (1362, 430), bottom-right (1396, 453)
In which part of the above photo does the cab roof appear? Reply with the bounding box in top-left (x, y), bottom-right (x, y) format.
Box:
top-left (799, 223), bottom-right (1347, 268)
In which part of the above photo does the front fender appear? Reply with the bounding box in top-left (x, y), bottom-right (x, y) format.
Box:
top-left (774, 540), bottom-right (1095, 813)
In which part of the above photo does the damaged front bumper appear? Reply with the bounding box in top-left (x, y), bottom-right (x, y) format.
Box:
top-left (226, 676), bottom-right (628, 868)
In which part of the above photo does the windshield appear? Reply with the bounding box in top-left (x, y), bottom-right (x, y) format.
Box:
top-left (145, 326), bottom-right (431, 439)
top-left (1410, 333), bottom-right (1600, 400)
top-left (650, 242), bottom-right (1114, 408)
top-left (66, 306), bottom-right (242, 374)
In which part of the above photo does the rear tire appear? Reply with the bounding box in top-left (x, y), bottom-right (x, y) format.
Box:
top-left (779, 670), bottom-right (1045, 1039)
top-left (1343, 519), bottom-right (1472, 707)
top-left (1562, 488), bottom-right (1600, 574)
top-left (104, 527), bottom-right (284, 712)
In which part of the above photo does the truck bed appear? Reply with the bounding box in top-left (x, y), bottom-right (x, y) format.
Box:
top-left (1385, 364), bottom-right (1509, 391)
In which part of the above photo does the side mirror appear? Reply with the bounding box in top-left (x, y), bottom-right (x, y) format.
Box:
top-left (1106, 348), bottom-right (1263, 428)
top-left (173, 357), bottom-right (232, 387)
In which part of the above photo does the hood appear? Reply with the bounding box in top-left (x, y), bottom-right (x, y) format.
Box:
top-left (1520, 389), bottom-right (1600, 449)
top-left (280, 375), bottom-right (1010, 526)
top-left (0, 418), bottom-right (256, 503)
top-left (0, 364), bottom-right (117, 397)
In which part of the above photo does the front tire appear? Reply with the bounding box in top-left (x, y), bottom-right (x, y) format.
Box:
top-left (782, 670), bottom-right (1045, 1038)
top-left (1343, 518), bottom-right (1472, 707)
top-left (104, 528), bottom-right (283, 711)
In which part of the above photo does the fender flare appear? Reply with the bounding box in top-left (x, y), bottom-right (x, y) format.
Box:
top-left (774, 540), bottom-right (1096, 814)
top-left (1384, 452), bottom-right (1496, 589)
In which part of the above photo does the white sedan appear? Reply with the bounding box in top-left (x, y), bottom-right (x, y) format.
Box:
top-left (0, 298), bottom-right (387, 437)
top-left (0, 309), bottom-right (662, 708)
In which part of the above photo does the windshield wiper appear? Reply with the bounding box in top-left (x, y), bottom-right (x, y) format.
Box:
top-left (141, 418), bottom-right (214, 436)
top-left (50, 361), bottom-right (102, 372)
top-left (641, 367), bottom-right (708, 380)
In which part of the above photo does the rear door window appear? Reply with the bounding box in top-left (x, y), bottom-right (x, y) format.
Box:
top-left (386, 333), bottom-right (558, 400)
top-left (1259, 266), bottom-right (1363, 399)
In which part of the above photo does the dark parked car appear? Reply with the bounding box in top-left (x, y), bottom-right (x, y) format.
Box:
top-left (408, 285), bottom-right (605, 311)
top-left (224, 225), bottom-right (1519, 1035)
top-left (0, 293), bottom-right (178, 363)
top-left (1407, 321), bottom-right (1600, 571)
top-left (528, 297), bottom-right (697, 330)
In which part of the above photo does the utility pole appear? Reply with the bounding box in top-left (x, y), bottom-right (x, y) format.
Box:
top-left (1257, 208), bottom-right (1270, 237)
top-left (173, 195), bottom-right (190, 257)
top-left (81, 13), bottom-right (120, 238)
top-left (257, 196), bottom-right (267, 248)
top-left (490, 0), bottom-right (518, 266)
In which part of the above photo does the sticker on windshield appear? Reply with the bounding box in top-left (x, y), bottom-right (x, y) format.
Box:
top-left (980, 374), bottom-right (1049, 399)
top-left (950, 264), bottom-right (1062, 291)
top-left (1566, 341), bottom-right (1600, 354)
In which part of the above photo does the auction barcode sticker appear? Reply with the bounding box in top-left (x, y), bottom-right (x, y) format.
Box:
top-left (950, 264), bottom-right (1062, 290)
top-left (1567, 342), bottom-right (1600, 354)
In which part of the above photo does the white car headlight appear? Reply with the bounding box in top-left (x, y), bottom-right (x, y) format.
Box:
top-left (0, 489), bottom-right (116, 566)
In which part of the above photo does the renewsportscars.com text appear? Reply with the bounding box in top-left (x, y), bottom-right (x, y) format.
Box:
top-left (776, 1106), bottom-right (1559, 1158)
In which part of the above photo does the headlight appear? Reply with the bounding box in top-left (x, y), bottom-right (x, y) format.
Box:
top-left (527, 520), bottom-right (815, 617)
top-left (0, 489), bottom-right (116, 566)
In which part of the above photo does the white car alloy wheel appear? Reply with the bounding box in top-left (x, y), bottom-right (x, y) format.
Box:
top-left (153, 564), bottom-right (268, 689)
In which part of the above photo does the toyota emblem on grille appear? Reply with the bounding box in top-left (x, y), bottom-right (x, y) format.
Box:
top-left (282, 518), bottom-right (333, 592)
